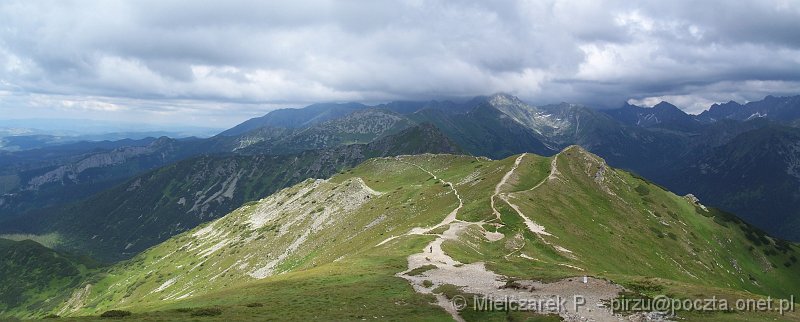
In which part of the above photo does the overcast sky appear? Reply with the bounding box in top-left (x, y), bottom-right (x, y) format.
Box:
top-left (1, 0), bottom-right (799, 127)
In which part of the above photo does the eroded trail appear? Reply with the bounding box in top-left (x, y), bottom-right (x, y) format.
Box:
top-left (530, 153), bottom-right (561, 191)
top-left (374, 157), bottom-right (472, 321)
top-left (376, 155), bottom-right (623, 321)
top-left (492, 153), bottom-right (555, 238)
top-left (375, 158), bottom-right (464, 247)
top-left (498, 153), bottom-right (579, 257)
top-left (490, 154), bottom-right (526, 221)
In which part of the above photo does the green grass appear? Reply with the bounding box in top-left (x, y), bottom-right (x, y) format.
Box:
top-left (407, 264), bottom-right (438, 276)
top-left (495, 148), bottom-right (800, 300)
top-left (0, 238), bottom-right (97, 319)
top-left (56, 236), bottom-right (450, 321)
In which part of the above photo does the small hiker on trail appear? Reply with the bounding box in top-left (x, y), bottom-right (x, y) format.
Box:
top-left (429, 246), bottom-right (433, 253)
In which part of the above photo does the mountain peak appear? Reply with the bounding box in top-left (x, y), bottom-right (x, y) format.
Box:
top-left (558, 144), bottom-right (604, 163)
top-left (219, 102), bottom-right (368, 136)
top-left (486, 93), bottom-right (525, 107)
top-left (560, 144), bottom-right (587, 154)
top-left (708, 100), bottom-right (742, 111)
top-left (653, 101), bottom-right (680, 111)
top-left (699, 94), bottom-right (800, 123)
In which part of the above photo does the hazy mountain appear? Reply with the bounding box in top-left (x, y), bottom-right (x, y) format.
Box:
top-left (1, 124), bottom-right (461, 262)
top-left (0, 137), bottom-right (209, 217)
top-left (0, 119), bottom-right (221, 153)
top-left (0, 132), bottom-right (209, 152)
top-left (406, 95), bottom-right (554, 158)
top-left (236, 108), bottom-right (417, 155)
top-left (0, 137), bottom-right (160, 172)
top-left (604, 101), bottom-right (702, 132)
top-left (697, 95), bottom-right (800, 123)
top-left (0, 108), bottom-right (417, 219)
top-left (405, 94), bottom-right (692, 179)
top-left (661, 125), bottom-right (800, 240)
top-left (218, 102), bottom-right (368, 136)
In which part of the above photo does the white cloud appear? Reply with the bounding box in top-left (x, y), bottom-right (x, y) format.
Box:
top-left (59, 99), bottom-right (125, 112)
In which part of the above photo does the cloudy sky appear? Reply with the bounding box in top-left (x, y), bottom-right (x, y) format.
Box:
top-left (1, 0), bottom-right (799, 127)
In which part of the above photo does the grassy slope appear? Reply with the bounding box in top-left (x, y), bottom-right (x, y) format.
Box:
top-left (0, 238), bottom-right (96, 319)
top-left (54, 155), bottom-right (463, 316)
top-left (514, 148), bottom-right (800, 295)
top-left (443, 147), bottom-right (800, 321)
top-left (30, 149), bottom-right (800, 321)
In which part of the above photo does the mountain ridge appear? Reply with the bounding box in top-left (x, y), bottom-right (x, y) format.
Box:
top-left (219, 102), bottom-right (368, 137)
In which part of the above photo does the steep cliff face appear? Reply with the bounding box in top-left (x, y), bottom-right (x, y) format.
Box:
top-left (23, 145), bottom-right (154, 191)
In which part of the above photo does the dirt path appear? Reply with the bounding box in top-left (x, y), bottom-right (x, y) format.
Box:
top-left (492, 154), bottom-right (555, 238)
top-left (529, 153), bottom-right (561, 192)
top-left (497, 153), bottom-right (578, 256)
top-left (378, 155), bottom-right (621, 321)
top-left (376, 158), bottom-right (464, 247)
top-left (490, 154), bottom-right (526, 221)
top-left (401, 160), bottom-right (465, 233)
top-left (374, 157), bottom-right (474, 321)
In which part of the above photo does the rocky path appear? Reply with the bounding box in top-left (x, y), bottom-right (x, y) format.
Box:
top-left (492, 153), bottom-right (555, 238)
top-left (490, 154), bottom-right (526, 221)
top-left (377, 155), bottom-right (623, 322)
top-left (375, 158), bottom-right (465, 247)
top-left (499, 154), bottom-right (577, 256)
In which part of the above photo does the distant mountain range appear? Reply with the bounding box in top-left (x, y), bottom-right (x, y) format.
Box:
top-left (0, 118), bottom-right (221, 141)
top-left (2, 93), bottom-right (799, 252)
top-left (6, 124), bottom-right (460, 262)
top-left (697, 95), bottom-right (800, 123)
top-left (0, 137), bottom-right (211, 215)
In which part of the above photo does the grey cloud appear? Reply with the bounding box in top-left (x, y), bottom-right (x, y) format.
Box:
top-left (0, 0), bottom-right (798, 126)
